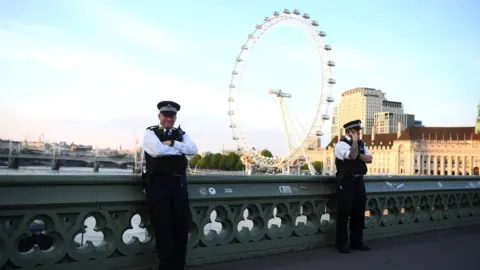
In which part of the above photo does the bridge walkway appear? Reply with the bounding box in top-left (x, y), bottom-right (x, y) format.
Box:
top-left (192, 224), bottom-right (480, 270)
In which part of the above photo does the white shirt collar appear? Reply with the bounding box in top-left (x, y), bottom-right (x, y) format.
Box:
top-left (345, 135), bottom-right (351, 141)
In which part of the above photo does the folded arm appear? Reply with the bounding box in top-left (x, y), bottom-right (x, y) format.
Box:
top-left (172, 133), bottom-right (198, 156)
top-left (141, 130), bottom-right (181, 157)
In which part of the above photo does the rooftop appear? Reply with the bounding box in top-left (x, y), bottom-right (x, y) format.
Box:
top-left (328, 126), bottom-right (480, 148)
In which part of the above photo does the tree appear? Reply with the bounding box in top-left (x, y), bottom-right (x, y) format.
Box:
top-left (235, 158), bottom-right (244, 171)
top-left (189, 154), bottom-right (202, 168)
top-left (301, 161), bottom-right (323, 173)
top-left (218, 155), bottom-right (227, 170)
top-left (189, 152), bottom-right (244, 171)
top-left (260, 149), bottom-right (273, 158)
top-left (210, 153), bottom-right (223, 169)
top-left (226, 152), bottom-right (239, 170)
top-left (203, 154), bottom-right (213, 169)
top-left (196, 158), bottom-right (205, 168)
top-left (312, 161), bottom-right (323, 172)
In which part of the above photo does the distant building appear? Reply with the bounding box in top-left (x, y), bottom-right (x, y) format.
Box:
top-left (22, 141), bottom-right (45, 149)
top-left (414, 120), bottom-right (424, 127)
top-left (319, 103), bottom-right (480, 176)
top-left (199, 151), bottom-right (212, 157)
top-left (71, 145), bottom-right (93, 152)
top-left (476, 103), bottom-right (480, 134)
top-left (331, 88), bottom-right (417, 139)
top-left (373, 112), bottom-right (416, 134)
top-left (222, 149), bottom-right (242, 156)
top-left (0, 139), bottom-right (21, 149)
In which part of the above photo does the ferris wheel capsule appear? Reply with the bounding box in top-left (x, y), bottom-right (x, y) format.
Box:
top-left (229, 84), bottom-right (236, 88)
top-left (302, 13), bottom-right (310, 19)
top-left (232, 70), bottom-right (239, 75)
top-left (256, 24), bottom-right (262, 29)
top-left (293, 9), bottom-right (301, 15)
top-left (283, 9), bottom-right (291, 14)
top-left (236, 57), bottom-right (243, 62)
top-left (274, 11), bottom-right (280, 16)
top-left (326, 96), bottom-right (334, 102)
top-left (327, 60), bottom-right (335, 67)
top-left (328, 78), bottom-right (336, 84)
top-left (318, 31), bottom-right (326, 37)
top-left (264, 17), bottom-right (270, 22)
top-left (311, 20), bottom-right (319, 27)
top-left (324, 44), bottom-right (332, 51)
top-left (316, 130), bottom-right (324, 136)
top-left (241, 45), bottom-right (248, 50)
top-left (322, 114), bottom-right (330, 120)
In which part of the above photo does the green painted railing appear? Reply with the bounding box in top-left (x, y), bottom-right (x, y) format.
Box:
top-left (0, 174), bottom-right (479, 270)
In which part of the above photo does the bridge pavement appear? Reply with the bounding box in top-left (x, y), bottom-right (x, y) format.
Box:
top-left (191, 224), bottom-right (480, 270)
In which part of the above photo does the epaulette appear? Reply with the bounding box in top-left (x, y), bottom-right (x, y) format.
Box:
top-left (146, 125), bottom-right (159, 130)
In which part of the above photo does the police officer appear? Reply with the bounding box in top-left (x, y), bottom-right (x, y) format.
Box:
top-left (141, 100), bottom-right (198, 270)
top-left (334, 119), bottom-right (372, 253)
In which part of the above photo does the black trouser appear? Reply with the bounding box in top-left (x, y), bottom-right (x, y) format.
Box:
top-left (147, 173), bottom-right (191, 270)
top-left (335, 174), bottom-right (367, 248)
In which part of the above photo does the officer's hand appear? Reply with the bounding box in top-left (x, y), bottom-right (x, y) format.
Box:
top-left (162, 140), bottom-right (172, 146)
top-left (351, 133), bottom-right (359, 141)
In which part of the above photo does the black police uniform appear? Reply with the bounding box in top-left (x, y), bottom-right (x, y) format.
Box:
top-left (334, 120), bottom-right (369, 253)
top-left (144, 101), bottom-right (192, 270)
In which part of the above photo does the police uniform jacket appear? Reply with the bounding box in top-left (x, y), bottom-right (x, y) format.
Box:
top-left (334, 136), bottom-right (371, 176)
top-left (141, 125), bottom-right (198, 175)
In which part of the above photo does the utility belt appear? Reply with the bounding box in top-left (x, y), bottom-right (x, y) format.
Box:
top-left (142, 171), bottom-right (186, 191)
top-left (336, 172), bottom-right (364, 181)
top-left (144, 170), bottom-right (185, 178)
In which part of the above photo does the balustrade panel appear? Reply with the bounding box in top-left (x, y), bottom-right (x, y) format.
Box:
top-left (0, 175), bottom-right (479, 270)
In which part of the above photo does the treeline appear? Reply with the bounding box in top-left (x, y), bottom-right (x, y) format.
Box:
top-left (300, 161), bottom-right (323, 172)
top-left (188, 152), bottom-right (244, 171)
top-left (188, 149), bottom-right (274, 171)
top-left (188, 149), bottom-right (323, 173)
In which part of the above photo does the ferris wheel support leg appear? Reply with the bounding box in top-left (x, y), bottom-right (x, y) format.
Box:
top-left (245, 163), bottom-right (253, 175)
top-left (278, 98), bottom-right (292, 152)
top-left (284, 107), bottom-right (317, 176)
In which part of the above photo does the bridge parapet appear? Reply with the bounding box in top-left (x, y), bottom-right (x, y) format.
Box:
top-left (0, 154), bottom-right (134, 163)
top-left (0, 175), bottom-right (479, 269)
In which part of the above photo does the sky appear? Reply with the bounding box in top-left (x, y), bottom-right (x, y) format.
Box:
top-left (0, 0), bottom-right (479, 156)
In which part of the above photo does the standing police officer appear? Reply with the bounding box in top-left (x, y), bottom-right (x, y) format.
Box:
top-left (334, 119), bottom-right (372, 253)
top-left (141, 100), bottom-right (198, 270)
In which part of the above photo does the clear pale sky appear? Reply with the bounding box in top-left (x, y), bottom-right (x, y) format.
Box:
top-left (1, 0), bottom-right (479, 156)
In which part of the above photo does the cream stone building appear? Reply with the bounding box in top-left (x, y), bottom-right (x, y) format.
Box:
top-left (301, 87), bottom-right (480, 176)
top-left (317, 115), bottom-right (480, 176)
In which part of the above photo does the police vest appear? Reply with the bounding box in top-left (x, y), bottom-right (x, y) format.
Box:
top-left (335, 137), bottom-right (368, 176)
top-left (144, 125), bottom-right (188, 175)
